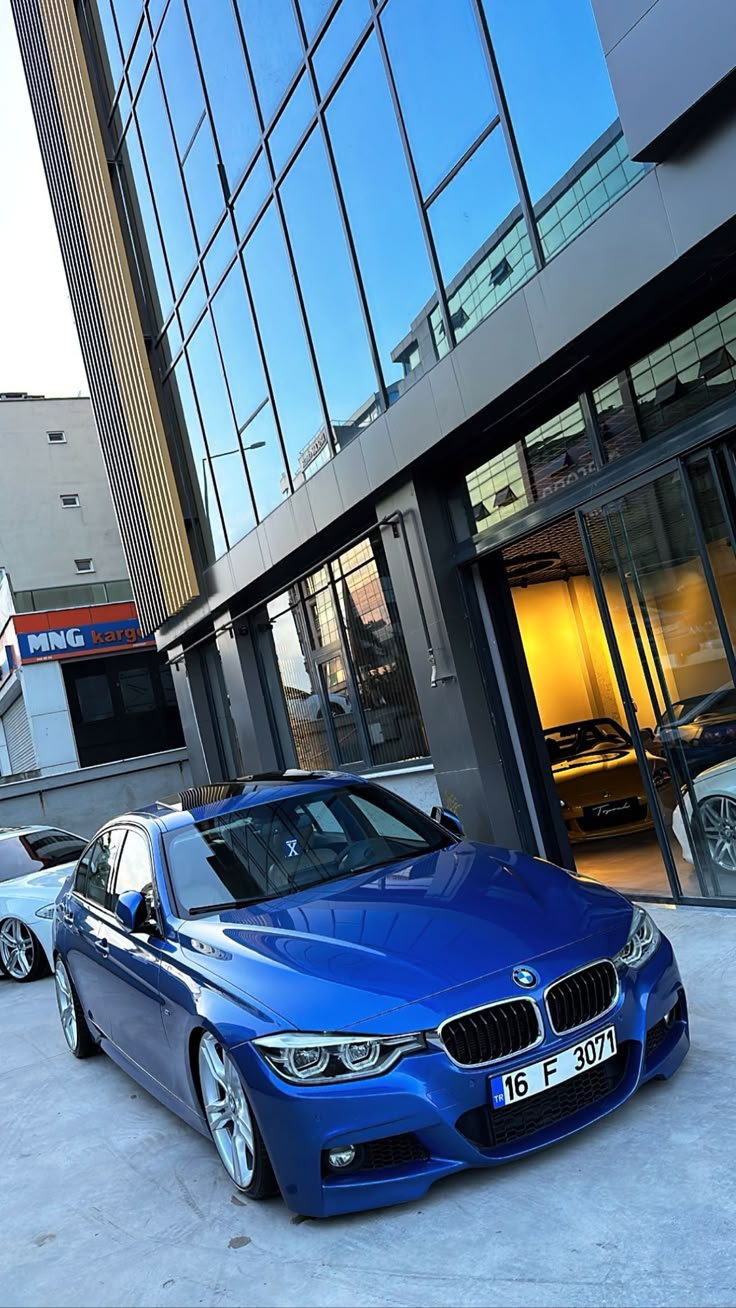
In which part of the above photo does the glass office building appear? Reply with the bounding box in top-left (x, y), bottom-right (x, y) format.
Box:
top-left (13, 0), bottom-right (736, 908)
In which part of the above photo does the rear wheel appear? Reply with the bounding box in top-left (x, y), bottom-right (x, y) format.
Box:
top-left (54, 958), bottom-right (97, 1058)
top-left (198, 1031), bottom-right (277, 1200)
top-left (0, 918), bottom-right (49, 983)
top-left (699, 794), bottom-right (736, 873)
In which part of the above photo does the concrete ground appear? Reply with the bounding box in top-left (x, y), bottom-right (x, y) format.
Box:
top-left (0, 905), bottom-right (734, 1308)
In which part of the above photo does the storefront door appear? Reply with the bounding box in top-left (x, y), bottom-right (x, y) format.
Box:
top-left (579, 448), bottom-right (736, 904)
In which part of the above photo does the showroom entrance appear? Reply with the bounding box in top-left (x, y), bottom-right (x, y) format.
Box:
top-left (484, 442), bottom-right (736, 906)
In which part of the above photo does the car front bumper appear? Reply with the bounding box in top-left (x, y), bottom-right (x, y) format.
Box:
top-left (233, 936), bottom-right (688, 1218)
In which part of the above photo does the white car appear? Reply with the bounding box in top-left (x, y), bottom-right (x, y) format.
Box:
top-left (0, 826), bottom-right (87, 982)
top-left (672, 757), bottom-right (736, 874)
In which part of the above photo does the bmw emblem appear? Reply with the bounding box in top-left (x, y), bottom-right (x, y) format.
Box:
top-left (512, 966), bottom-right (539, 989)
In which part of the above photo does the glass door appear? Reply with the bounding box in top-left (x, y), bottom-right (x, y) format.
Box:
top-left (581, 455), bottom-right (736, 903)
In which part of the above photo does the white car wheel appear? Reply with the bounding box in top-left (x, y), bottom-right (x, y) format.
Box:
top-left (0, 917), bottom-right (48, 983)
top-left (699, 794), bottom-right (736, 873)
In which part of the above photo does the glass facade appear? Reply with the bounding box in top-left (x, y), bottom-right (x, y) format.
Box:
top-left (260, 532), bottom-right (428, 773)
top-left (83, 0), bottom-right (643, 567)
top-left (463, 295), bottom-right (736, 541)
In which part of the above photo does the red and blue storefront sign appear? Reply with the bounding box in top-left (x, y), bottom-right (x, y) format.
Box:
top-left (13, 603), bottom-right (155, 664)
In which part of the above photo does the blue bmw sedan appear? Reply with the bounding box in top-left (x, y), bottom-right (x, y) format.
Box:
top-left (53, 774), bottom-right (689, 1218)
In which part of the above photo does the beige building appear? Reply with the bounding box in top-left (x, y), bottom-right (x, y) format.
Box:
top-left (0, 392), bottom-right (130, 609)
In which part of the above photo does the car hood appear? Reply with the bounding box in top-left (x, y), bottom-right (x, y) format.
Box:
top-left (178, 842), bottom-right (633, 1032)
top-left (0, 863), bottom-right (75, 898)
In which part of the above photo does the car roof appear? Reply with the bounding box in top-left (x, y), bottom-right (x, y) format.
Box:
top-left (125, 771), bottom-right (363, 832)
top-left (0, 825), bottom-right (59, 841)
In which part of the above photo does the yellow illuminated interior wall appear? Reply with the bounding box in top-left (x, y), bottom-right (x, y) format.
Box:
top-left (512, 576), bottom-right (656, 733)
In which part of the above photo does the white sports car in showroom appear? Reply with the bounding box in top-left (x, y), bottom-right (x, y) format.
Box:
top-left (0, 826), bottom-right (87, 982)
top-left (672, 757), bottom-right (736, 874)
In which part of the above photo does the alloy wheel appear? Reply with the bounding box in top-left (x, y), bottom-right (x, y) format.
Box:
top-left (0, 918), bottom-right (35, 980)
top-left (55, 960), bottom-right (78, 1051)
top-left (199, 1032), bottom-right (256, 1189)
top-left (700, 794), bottom-right (736, 873)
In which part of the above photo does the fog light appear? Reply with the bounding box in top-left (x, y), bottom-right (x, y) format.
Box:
top-left (327, 1145), bottom-right (356, 1170)
top-left (664, 1005), bottom-right (677, 1028)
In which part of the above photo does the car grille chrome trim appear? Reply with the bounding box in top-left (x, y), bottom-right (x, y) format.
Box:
top-left (438, 997), bottom-right (544, 1068)
top-left (544, 959), bottom-right (619, 1036)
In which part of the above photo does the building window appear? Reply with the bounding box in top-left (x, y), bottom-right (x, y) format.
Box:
top-left (75, 558), bottom-right (95, 573)
top-left (260, 532), bottom-right (429, 773)
top-left (47, 430), bottom-right (66, 443)
top-left (60, 494), bottom-right (80, 508)
top-left (63, 652), bottom-right (185, 767)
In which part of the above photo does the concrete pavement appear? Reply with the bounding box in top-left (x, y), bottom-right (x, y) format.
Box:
top-left (0, 905), bottom-right (734, 1308)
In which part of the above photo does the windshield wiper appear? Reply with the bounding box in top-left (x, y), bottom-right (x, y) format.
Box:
top-left (189, 895), bottom-right (273, 916)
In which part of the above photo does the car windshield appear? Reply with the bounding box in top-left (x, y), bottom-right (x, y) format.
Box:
top-left (0, 829), bottom-right (87, 883)
top-left (545, 720), bottom-right (630, 763)
top-left (163, 783), bottom-right (452, 916)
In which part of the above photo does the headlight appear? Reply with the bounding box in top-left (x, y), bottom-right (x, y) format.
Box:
top-left (613, 906), bottom-right (661, 971)
top-left (253, 1031), bottom-right (426, 1084)
top-left (35, 904), bottom-right (55, 919)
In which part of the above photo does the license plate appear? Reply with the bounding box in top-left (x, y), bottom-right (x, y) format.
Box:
top-left (490, 1025), bottom-right (617, 1109)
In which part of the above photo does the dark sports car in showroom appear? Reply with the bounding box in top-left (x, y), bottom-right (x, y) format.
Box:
top-left (545, 718), bottom-right (673, 841)
top-left (52, 773), bottom-right (688, 1217)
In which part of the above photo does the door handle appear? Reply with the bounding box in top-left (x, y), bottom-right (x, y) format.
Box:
top-left (94, 938), bottom-right (109, 958)
top-left (61, 908), bottom-right (75, 928)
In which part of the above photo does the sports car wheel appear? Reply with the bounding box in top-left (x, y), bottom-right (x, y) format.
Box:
top-left (699, 794), bottom-right (736, 873)
top-left (198, 1031), bottom-right (277, 1200)
top-left (0, 918), bottom-right (49, 983)
top-left (54, 958), bottom-right (97, 1058)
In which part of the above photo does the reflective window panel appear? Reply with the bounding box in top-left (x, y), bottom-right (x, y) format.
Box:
top-left (211, 260), bottom-right (270, 432)
top-left (136, 62), bottom-right (196, 292)
top-left (280, 128), bottom-right (379, 450)
top-left (155, 0), bottom-right (203, 155)
top-left (268, 73), bottom-right (316, 176)
top-left (183, 118), bottom-right (225, 250)
top-left (110, 0), bottom-right (141, 55)
top-left (313, 0), bottom-right (370, 98)
top-left (481, 0), bottom-right (644, 258)
top-left (428, 126), bottom-right (531, 347)
top-left (465, 402), bottom-right (593, 534)
top-left (244, 203), bottom-right (326, 485)
top-left (233, 154), bottom-right (271, 240)
top-left (382, 0), bottom-right (496, 198)
top-left (235, 0), bottom-right (304, 125)
top-left (188, 0), bottom-right (261, 191)
top-left (167, 354), bottom-right (226, 561)
top-left (327, 35), bottom-right (435, 393)
top-left (267, 599), bottom-right (334, 771)
top-left (118, 120), bottom-right (173, 325)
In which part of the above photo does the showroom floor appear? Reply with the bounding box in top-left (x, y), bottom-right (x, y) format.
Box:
top-left (1, 906), bottom-right (734, 1308)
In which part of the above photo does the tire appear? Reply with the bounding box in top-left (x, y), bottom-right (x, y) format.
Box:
top-left (0, 917), bottom-right (50, 983)
top-left (198, 1030), bottom-right (278, 1200)
top-left (54, 957), bottom-right (98, 1059)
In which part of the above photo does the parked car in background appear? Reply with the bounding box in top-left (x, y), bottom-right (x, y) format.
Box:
top-left (673, 755), bottom-right (736, 876)
top-left (544, 718), bottom-right (673, 841)
top-left (52, 773), bottom-right (688, 1218)
top-left (654, 684), bottom-right (736, 782)
top-left (0, 826), bottom-right (87, 981)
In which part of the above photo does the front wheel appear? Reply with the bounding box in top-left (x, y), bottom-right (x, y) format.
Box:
top-left (54, 958), bottom-right (97, 1058)
top-left (198, 1031), bottom-right (277, 1200)
top-left (0, 918), bottom-right (49, 982)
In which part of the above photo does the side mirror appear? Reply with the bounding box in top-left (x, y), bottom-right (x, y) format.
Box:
top-left (116, 889), bottom-right (149, 933)
top-left (430, 806), bottom-right (464, 839)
